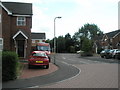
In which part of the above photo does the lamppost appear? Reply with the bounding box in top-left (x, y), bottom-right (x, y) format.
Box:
top-left (54, 16), bottom-right (62, 64)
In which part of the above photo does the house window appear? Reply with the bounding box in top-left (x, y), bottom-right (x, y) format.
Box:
top-left (17, 16), bottom-right (26, 26)
top-left (0, 38), bottom-right (3, 51)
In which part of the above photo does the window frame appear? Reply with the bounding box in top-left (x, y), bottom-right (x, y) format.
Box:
top-left (17, 16), bottom-right (26, 26)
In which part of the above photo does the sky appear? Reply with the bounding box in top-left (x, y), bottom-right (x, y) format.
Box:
top-left (1, 0), bottom-right (120, 39)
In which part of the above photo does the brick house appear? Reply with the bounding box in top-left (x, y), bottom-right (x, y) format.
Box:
top-left (0, 2), bottom-right (32, 58)
top-left (31, 32), bottom-right (46, 46)
top-left (101, 30), bottom-right (120, 49)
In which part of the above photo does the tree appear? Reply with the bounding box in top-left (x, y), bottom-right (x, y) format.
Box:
top-left (81, 37), bottom-right (92, 52)
top-left (65, 33), bottom-right (74, 53)
top-left (56, 36), bottom-right (66, 53)
top-left (72, 23), bottom-right (103, 51)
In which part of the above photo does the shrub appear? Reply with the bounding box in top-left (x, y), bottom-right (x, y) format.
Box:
top-left (81, 38), bottom-right (92, 53)
top-left (69, 46), bottom-right (75, 53)
top-left (81, 52), bottom-right (93, 57)
top-left (2, 51), bottom-right (19, 81)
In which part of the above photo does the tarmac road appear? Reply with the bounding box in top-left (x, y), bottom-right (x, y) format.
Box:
top-left (40, 53), bottom-right (119, 88)
top-left (2, 54), bottom-right (80, 89)
top-left (2, 53), bottom-right (119, 89)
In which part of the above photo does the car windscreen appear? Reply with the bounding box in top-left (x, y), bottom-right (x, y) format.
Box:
top-left (37, 46), bottom-right (50, 51)
top-left (32, 53), bottom-right (46, 57)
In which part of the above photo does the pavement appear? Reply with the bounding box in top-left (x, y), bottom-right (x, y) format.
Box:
top-left (2, 60), bottom-right (79, 89)
top-left (19, 62), bottom-right (58, 79)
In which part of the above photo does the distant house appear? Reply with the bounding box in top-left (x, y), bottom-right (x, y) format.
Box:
top-left (92, 34), bottom-right (103, 54)
top-left (31, 33), bottom-right (46, 46)
top-left (0, 2), bottom-right (33, 58)
top-left (101, 30), bottom-right (120, 49)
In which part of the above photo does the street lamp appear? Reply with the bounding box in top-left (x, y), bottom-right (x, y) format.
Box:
top-left (54, 16), bottom-right (62, 64)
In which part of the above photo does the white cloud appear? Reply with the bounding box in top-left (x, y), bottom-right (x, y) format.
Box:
top-left (1, 0), bottom-right (119, 39)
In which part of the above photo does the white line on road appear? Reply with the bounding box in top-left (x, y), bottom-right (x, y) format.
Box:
top-left (79, 61), bottom-right (89, 64)
top-left (62, 57), bottom-right (66, 59)
top-left (61, 61), bottom-right (70, 66)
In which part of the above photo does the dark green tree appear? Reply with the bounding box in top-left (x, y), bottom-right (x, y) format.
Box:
top-left (81, 37), bottom-right (92, 52)
top-left (65, 33), bottom-right (74, 53)
top-left (56, 36), bottom-right (66, 53)
top-left (72, 23), bottom-right (103, 52)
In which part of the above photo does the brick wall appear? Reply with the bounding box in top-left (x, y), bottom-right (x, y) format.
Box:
top-left (0, 5), bottom-right (2, 38)
top-left (2, 8), bottom-right (32, 58)
top-left (112, 33), bottom-right (120, 49)
top-left (2, 9), bottom-right (11, 51)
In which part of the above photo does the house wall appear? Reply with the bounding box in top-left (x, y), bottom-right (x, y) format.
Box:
top-left (2, 8), bottom-right (32, 58)
top-left (112, 33), bottom-right (120, 49)
top-left (10, 16), bottom-right (32, 58)
top-left (0, 5), bottom-right (2, 38)
top-left (101, 32), bottom-right (120, 49)
top-left (2, 9), bottom-right (11, 51)
top-left (101, 35), bottom-right (109, 49)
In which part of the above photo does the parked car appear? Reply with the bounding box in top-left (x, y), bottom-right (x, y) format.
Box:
top-left (111, 49), bottom-right (119, 58)
top-left (100, 49), bottom-right (111, 59)
top-left (28, 51), bottom-right (49, 69)
top-left (115, 49), bottom-right (120, 60)
top-left (76, 50), bottom-right (84, 54)
top-left (108, 49), bottom-right (114, 58)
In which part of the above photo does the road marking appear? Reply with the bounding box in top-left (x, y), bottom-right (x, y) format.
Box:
top-left (55, 64), bottom-right (81, 83)
top-left (68, 59), bottom-right (75, 61)
top-left (62, 57), bottom-right (66, 59)
top-left (94, 61), bottom-right (100, 63)
top-left (61, 61), bottom-right (70, 66)
top-left (79, 61), bottom-right (89, 64)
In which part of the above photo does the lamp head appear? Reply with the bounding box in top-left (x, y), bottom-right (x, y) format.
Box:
top-left (57, 17), bottom-right (62, 18)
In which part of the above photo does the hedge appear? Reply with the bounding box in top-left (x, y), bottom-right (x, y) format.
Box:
top-left (80, 52), bottom-right (93, 57)
top-left (2, 51), bottom-right (19, 81)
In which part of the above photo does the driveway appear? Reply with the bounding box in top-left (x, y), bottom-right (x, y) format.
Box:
top-left (19, 63), bottom-right (58, 79)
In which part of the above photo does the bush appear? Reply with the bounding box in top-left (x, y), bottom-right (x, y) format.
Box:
top-left (2, 51), bottom-right (19, 81)
top-left (80, 51), bottom-right (93, 57)
top-left (69, 46), bottom-right (75, 53)
top-left (81, 38), bottom-right (92, 53)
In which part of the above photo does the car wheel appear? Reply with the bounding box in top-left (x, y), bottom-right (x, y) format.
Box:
top-left (115, 55), bottom-right (118, 59)
top-left (48, 57), bottom-right (51, 62)
top-left (105, 55), bottom-right (109, 59)
top-left (45, 65), bottom-right (49, 69)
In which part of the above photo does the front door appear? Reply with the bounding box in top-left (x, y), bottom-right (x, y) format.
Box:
top-left (17, 40), bottom-right (25, 57)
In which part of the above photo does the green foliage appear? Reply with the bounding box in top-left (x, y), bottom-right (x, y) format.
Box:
top-left (81, 38), bottom-right (92, 52)
top-left (2, 51), bottom-right (19, 81)
top-left (73, 23), bottom-right (103, 52)
top-left (48, 23), bottom-right (103, 53)
top-left (69, 46), bottom-right (75, 53)
top-left (56, 36), bottom-right (66, 53)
